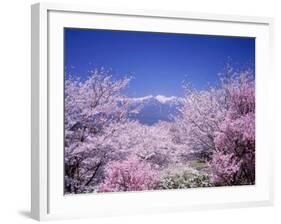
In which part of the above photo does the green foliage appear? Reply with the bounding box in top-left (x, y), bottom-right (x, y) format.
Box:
top-left (158, 167), bottom-right (213, 189)
top-left (189, 160), bottom-right (208, 170)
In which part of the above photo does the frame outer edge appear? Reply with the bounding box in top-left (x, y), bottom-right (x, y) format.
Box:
top-left (31, 3), bottom-right (40, 220)
top-left (31, 2), bottom-right (49, 221)
top-left (39, 1), bottom-right (273, 24)
top-left (268, 18), bottom-right (275, 206)
top-left (31, 2), bottom-right (274, 220)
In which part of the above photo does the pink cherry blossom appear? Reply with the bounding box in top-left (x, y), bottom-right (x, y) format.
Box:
top-left (97, 157), bottom-right (159, 192)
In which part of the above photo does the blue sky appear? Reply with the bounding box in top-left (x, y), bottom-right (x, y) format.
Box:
top-left (64, 28), bottom-right (255, 97)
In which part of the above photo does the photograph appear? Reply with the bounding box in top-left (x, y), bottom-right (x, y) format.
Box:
top-left (64, 28), bottom-right (255, 195)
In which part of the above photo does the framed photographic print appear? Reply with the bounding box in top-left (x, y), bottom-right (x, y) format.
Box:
top-left (31, 2), bottom-right (274, 221)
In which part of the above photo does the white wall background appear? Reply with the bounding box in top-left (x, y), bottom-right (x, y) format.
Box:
top-left (0, 0), bottom-right (279, 223)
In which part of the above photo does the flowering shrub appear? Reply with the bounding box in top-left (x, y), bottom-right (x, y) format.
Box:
top-left (97, 158), bottom-right (159, 192)
top-left (158, 167), bottom-right (213, 189)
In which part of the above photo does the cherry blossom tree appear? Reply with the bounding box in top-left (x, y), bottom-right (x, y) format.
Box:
top-left (103, 120), bottom-right (185, 170)
top-left (97, 157), bottom-right (159, 192)
top-left (171, 67), bottom-right (255, 186)
top-left (211, 70), bottom-right (255, 185)
top-left (127, 121), bottom-right (185, 169)
top-left (173, 84), bottom-right (227, 160)
top-left (64, 69), bottom-right (132, 193)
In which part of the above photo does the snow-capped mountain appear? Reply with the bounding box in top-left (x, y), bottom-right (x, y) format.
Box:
top-left (128, 95), bottom-right (184, 125)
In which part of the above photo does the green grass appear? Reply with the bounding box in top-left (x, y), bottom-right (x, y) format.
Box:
top-left (189, 160), bottom-right (208, 170)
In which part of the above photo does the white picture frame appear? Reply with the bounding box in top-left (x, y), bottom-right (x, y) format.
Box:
top-left (31, 2), bottom-right (274, 221)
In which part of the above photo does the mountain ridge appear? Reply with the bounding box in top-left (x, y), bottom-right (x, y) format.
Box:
top-left (130, 95), bottom-right (184, 104)
top-left (128, 95), bottom-right (184, 125)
